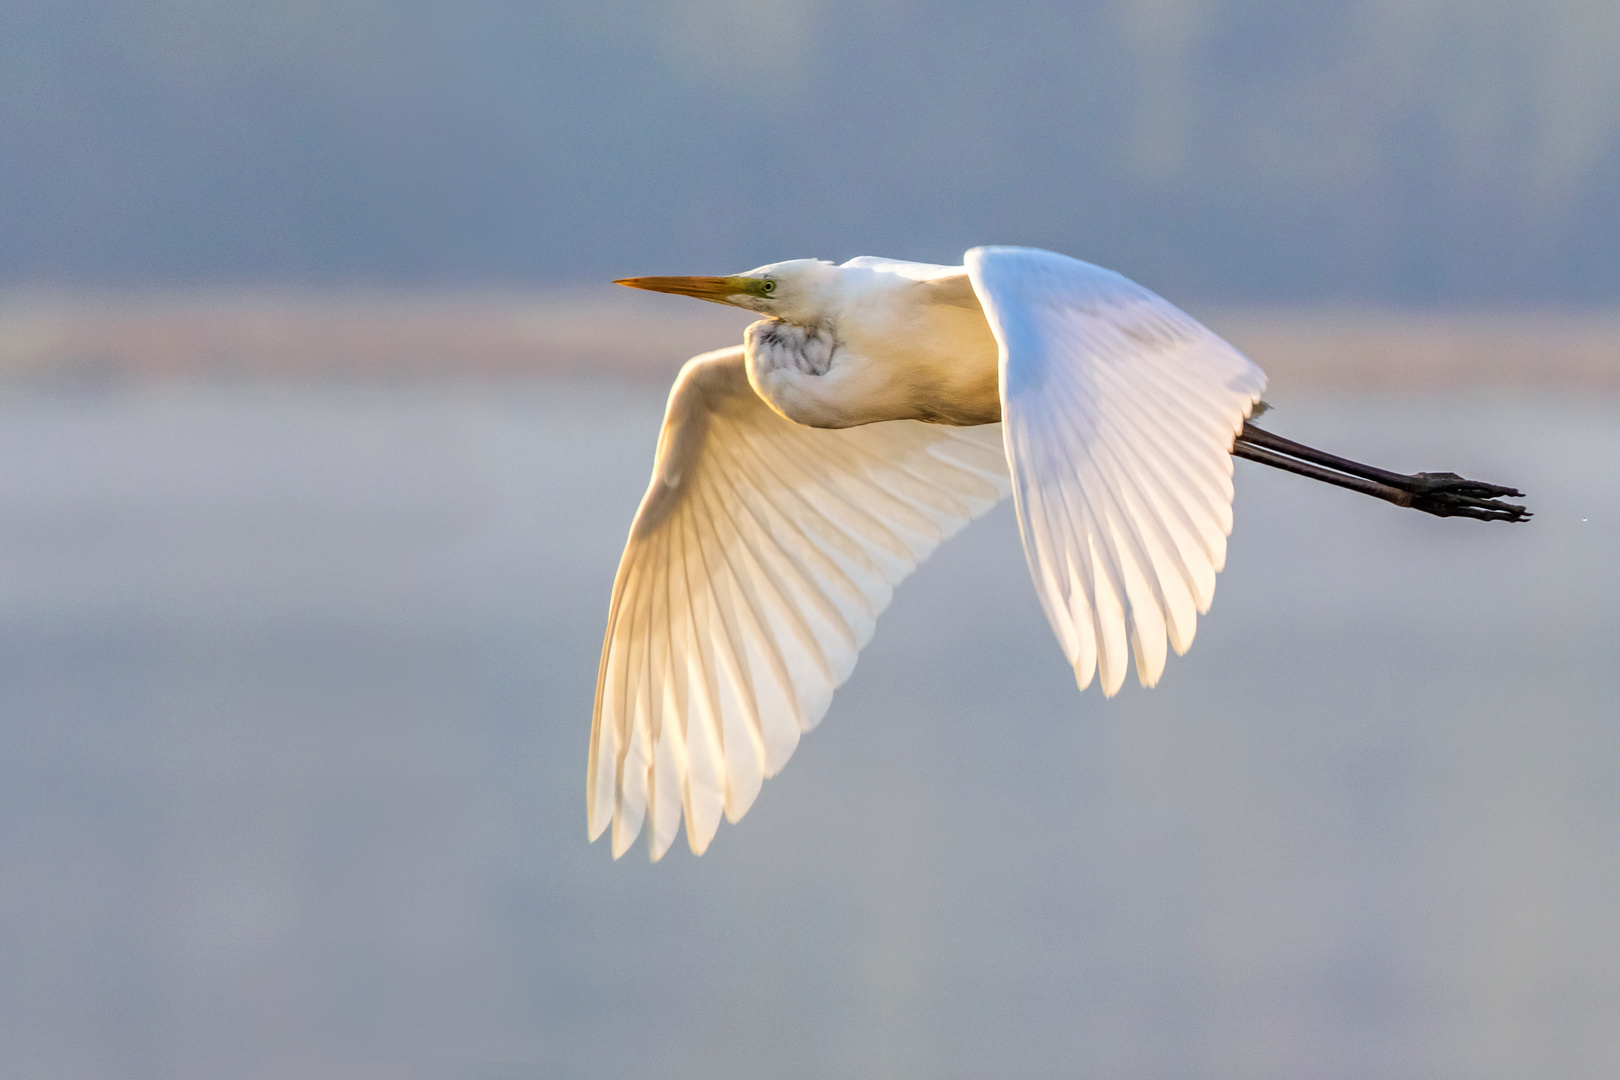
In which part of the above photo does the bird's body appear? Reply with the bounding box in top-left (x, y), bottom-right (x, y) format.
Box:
top-left (593, 246), bottom-right (1528, 861)
top-left (740, 258), bottom-right (1002, 428)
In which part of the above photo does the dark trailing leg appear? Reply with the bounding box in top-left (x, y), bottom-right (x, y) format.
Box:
top-left (1231, 421), bottom-right (1531, 523)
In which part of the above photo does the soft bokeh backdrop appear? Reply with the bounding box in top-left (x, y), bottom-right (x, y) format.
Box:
top-left (2, 3), bottom-right (1618, 1079)
top-left (4, 0), bottom-right (1620, 301)
top-left (1, 385), bottom-right (1616, 1080)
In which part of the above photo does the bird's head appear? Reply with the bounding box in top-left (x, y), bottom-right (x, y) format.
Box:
top-left (615, 259), bottom-right (837, 324)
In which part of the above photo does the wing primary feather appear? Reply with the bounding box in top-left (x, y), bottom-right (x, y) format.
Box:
top-left (1104, 357), bottom-right (1242, 501)
top-left (720, 429), bottom-right (876, 648)
top-left (680, 476), bottom-right (766, 822)
top-left (1011, 469), bottom-right (1081, 661)
top-left (646, 522), bottom-right (685, 859)
top-left (606, 554), bottom-right (649, 854)
top-left (1082, 371), bottom-right (1226, 638)
top-left (1034, 332), bottom-right (1241, 685)
top-left (594, 543), bottom-right (659, 842)
top-left (1010, 404), bottom-right (1100, 672)
top-left (832, 432), bottom-right (986, 522)
top-left (970, 246), bottom-right (1266, 693)
top-left (1019, 403), bottom-right (1122, 692)
top-left (686, 471), bottom-right (789, 772)
top-left (1064, 396), bottom-right (1187, 684)
top-left (1087, 352), bottom-right (1246, 584)
top-left (749, 425), bottom-right (940, 567)
top-left (692, 468), bottom-right (810, 733)
top-left (705, 431), bottom-right (847, 687)
top-left (592, 347), bottom-right (1017, 857)
top-left (1036, 376), bottom-right (1144, 694)
top-left (984, 268), bottom-right (1263, 683)
top-left (1105, 363), bottom-right (1240, 509)
top-left (686, 462), bottom-right (808, 771)
top-left (588, 559), bottom-right (631, 840)
top-left (1014, 453), bottom-right (1096, 685)
top-left (709, 438), bottom-right (852, 722)
top-left (735, 423), bottom-right (942, 638)
top-left (670, 493), bottom-right (724, 857)
top-left (633, 525), bottom-right (674, 854)
top-left (611, 549), bottom-right (656, 858)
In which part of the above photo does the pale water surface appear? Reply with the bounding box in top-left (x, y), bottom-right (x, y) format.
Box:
top-left (0, 381), bottom-right (1616, 1079)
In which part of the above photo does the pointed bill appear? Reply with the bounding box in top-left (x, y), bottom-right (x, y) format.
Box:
top-left (614, 276), bottom-right (764, 304)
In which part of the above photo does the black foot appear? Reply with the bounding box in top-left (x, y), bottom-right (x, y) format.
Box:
top-left (1233, 423), bottom-right (1532, 524)
top-left (1405, 473), bottom-right (1532, 522)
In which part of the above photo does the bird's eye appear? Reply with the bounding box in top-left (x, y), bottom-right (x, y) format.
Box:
top-left (760, 280), bottom-right (776, 295)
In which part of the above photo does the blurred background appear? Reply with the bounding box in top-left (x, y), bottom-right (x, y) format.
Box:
top-left (1, 2), bottom-right (1618, 1078)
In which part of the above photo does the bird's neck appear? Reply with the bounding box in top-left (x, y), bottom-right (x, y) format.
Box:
top-left (743, 298), bottom-right (1002, 430)
top-left (748, 319), bottom-right (836, 378)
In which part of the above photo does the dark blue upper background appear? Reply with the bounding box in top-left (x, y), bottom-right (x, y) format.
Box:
top-left (6, 0), bottom-right (1619, 302)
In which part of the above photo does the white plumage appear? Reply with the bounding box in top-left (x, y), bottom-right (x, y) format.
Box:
top-left (970, 249), bottom-right (1265, 695)
top-left (593, 246), bottom-right (1267, 859)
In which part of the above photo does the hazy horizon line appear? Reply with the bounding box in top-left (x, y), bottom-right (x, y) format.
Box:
top-left (2, 289), bottom-right (1616, 391)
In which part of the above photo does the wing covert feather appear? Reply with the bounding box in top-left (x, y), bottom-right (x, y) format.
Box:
top-left (967, 247), bottom-right (1266, 697)
top-left (590, 347), bottom-right (1009, 859)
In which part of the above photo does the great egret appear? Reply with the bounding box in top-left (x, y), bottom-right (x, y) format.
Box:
top-left (591, 246), bottom-right (1528, 860)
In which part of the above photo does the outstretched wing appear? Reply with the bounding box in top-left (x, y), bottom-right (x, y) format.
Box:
top-left (966, 247), bottom-right (1266, 697)
top-left (590, 347), bottom-right (1009, 860)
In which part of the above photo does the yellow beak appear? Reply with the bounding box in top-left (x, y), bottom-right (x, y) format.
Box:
top-left (613, 275), bottom-right (761, 304)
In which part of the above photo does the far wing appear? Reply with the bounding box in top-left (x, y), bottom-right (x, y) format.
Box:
top-left (966, 247), bottom-right (1266, 697)
top-left (590, 347), bottom-right (1009, 860)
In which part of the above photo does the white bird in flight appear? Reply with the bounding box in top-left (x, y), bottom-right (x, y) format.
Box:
top-left (591, 246), bottom-right (1528, 861)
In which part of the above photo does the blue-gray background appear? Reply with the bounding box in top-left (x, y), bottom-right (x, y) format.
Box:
top-left (5, 0), bottom-right (1620, 301)
top-left (3, 3), bottom-right (1620, 1078)
top-left (1, 387), bottom-right (1615, 1079)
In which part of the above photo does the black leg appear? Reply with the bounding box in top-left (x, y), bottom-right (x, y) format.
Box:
top-left (1232, 421), bottom-right (1532, 523)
